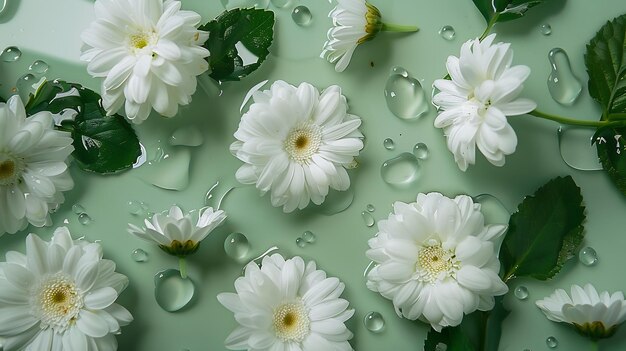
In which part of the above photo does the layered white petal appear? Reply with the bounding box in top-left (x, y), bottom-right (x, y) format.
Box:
top-left (320, 0), bottom-right (369, 72)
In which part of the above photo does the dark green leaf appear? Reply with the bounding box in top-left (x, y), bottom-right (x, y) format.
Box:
top-left (472, 0), bottom-right (553, 24)
top-left (26, 80), bottom-right (141, 174)
top-left (500, 176), bottom-right (586, 281)
top-left (200, 8), bottom-right (274, 82)
top-left (596, 126), bottom-right (626, 194)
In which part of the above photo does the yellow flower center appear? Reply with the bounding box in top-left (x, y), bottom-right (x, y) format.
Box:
top-left (33, 273), bottom-right (83, 332)
top-left (272, 300), bottom-right (310, 342)
top-left (130, 33), bottom-right (150, 49)
top-left (416, 241), bottom-right (459, 283)
top-left (0, 154), bottom-right (24, 186)
top-left (284, 123), bottom-right (322, 164)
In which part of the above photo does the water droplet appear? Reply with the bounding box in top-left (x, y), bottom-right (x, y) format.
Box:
top-left (132, 249), bottom-right (148, 262)
top-left (72, 204), bottom-right (86, 214)
top-left (78, 213), bottom-right (92, 225)
top-left (514, 286), bottom-right (529, 300)
top-left (579, 247), bottom-right (598, 266)
top-left (28, 60), bottom-right (49, 74)
top-left (154, 269), bottom-right (195, 312)
top-left (547, 48), bottom-right (582, 106)
top-left (391, 66), bottom-right (409, 77)
top-left (472, 193), bottom-right (511, 224)
top-left (127, 201), bottom-right (145, 215)
top-left (364, 312), bottom-right (385, 333)
top-left (439, 25), bottom-right (456, 40)
top-left (1, 46), bottom-right (21, 62)
top-left (142, 148), bottom-right (191, 191)
top-left (413, 142), bottom-right (429, 159)
top-left (435, 343), bottom-right (448, 351)
top-left (170, 126), bottom-right (204, 147)
top-left (318, 187), bottom-right (355, 215)
top-left (292, 6), bottom-right (312, 26)
top-left (296, 237), bottom-right (307, 248)
top-left (362, 211), bottom-right (375, 227)
top-left (224, 233), bottom-right (251, 261)
top-left (366, 204), bottom-right (375, 212)
top-left (384, 67), bottom-right (429, 120)
top-left (220, 0), bottom-right (269, 9)
top-left (16, 74), bottom-right (37, 102)
top-left (383, 138), bottom-right (395, 150)
top-left (540, 23), bottom-right (552, 35)
top-left (270, 0), bottom-right (292, 8)
top-left (546, 336), bottom-right (558, 348)
top-left (381, 153), bottom-right (422, 188)
top-left (557, 127), bottom-right (602, 171)
top-left (303, 230), bottom-right (316, 243)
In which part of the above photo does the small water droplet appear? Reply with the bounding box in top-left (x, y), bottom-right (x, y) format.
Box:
top-left (224, 233), bottom-right (251, 261)
top-left (72, 204), bottom-right (86, 214)
top-left (296, 237), bottom-right (307, 248)
top-left (16, 74), bottom-right (37, 101)
top-left (547, 48), bottom-right (582, 106)
top-left (1, 46), bottom-right (21, 62)
top-left (546, 336), bottom-right (558, 348)
top-left (28, 60), bottom-right (49, 74)
top-left (169, 126), bottom-right (204, 147)
top-left (127, 201), bottom-right (145, 215)
top-left (132, 249), bottom-right (148, 262)
top-left (362, 211), bottom-right (375, 227)
top-left (514, 286), bottom-right (529, 300)
top-left (366, 204), bottom-right (375, 212)
top-left (435, 343), bottom-right (448, 351)
top-left (557, 127), bottom-right (602, 171)
top-left (303, 230), bottom-right (316, 243)
top-left (78, 213), bottom-right (92, 225)
top-left (391, 66), bottom-right (408, 77)
top-left (154, 269), bottom-right (195, 312)
top-left (383, 138), bottom-right (395, 150)
top-left (540, 23), bottom-right (552, 35)
top-left (439, 25), bottom-right (456, 40)
top-left (292, 6), bottom-right (312, 26)
top-left (579, 247), bottom-right (598, 266)
top-left (384, 67), bottom-right (429, 120)
top-left (364, 312), bottom-right (385, 333)
top-left (413, 142), bottom-right (429, 159)
top-left (381, 153), bottom-right (422, 188)
top-left (270, 0), bottom-right (292, 8)
top-left (318, 187), bottom-right (355, 215)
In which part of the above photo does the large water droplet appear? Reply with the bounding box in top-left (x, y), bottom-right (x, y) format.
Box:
top-left (318, 188), bottom-right (354, 215)
top-left (364, 312), bottom-right (385, 333)
top-left (170, 126), bottom-right (204, 147)
top-left (384, 67), bottom-right (429, 120)
top-left (362, 211), bottom-right (375, 227)
top-left (224, 233), bottom-right (251, 261)
top-left (514, 286), bottom-right (529, 300)
top-left (540, 23), bottom-right (552, 35)
top-left (303, 231), bottom-right (316, 243)
top-left (28, 60), bottom-right (49, 75)
top-left (296, 237), bottom-right (307, 248)
top-left (1, 46), bottom-right (21, 62)
top-left (142, 148), bottom-right (191, 191)
top-left (439, 25), bottom-right (456, 40)
top-left (78, 213), bottom-right (92, 225)
top-left (154, 269), bottom-right (195, 312)
top-left (381, 153), bottom-right (422, 188)
top-left (471, 194), bottom-right (511, 224)
top-left (132, 249), bottom-right (148, 262)
top-left (366, 204), bottom-right (375, 212)
top-left (220, 0), bottom-right (269, 9)
top-left (270, 0), bottom-right (292, 8)
top-left (383, 138), bottom-right (395, 150)
top-left (557, 127), bottom-right (602, 171)
top-left (547, 48), bottom-right (582, 106)
top-left (579, 247), bottom-right (598, 266)
top-left (546, 336), bottom-right (558, 348)
top-left (413, 142), bottom-right (429, 160)
top-left (292, 6), bottom-right (312, 26)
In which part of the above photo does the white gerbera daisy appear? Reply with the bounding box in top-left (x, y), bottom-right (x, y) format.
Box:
top-left (433, 34), bottom-right (536, 171)
top-left (218, 254), bottom-right (355, 351)
top-left (321, 0), bottom-right (418, 72)
top-left (536, 284), bottom-right (626, 340)
top-left (80, 0), bottom-right (210, 124)
top-left (230, 80), bottom-right (364, 213)
top-left (0, 95), bottom-right (74, 236)
top-left (366, 192), bottom-right (508, 331)
top-left (0, 227), bottom-right (133, 350)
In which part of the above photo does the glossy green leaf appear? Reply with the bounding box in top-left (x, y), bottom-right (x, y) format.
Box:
top-left (472, 0), bottom-right (554, 24)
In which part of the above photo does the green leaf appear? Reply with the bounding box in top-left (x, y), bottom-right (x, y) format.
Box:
top-left (596, 127), bottom-right (626, 194)
top-left (500, 176), bottom-right (586, 281)
top-left (25, 80), bottom-right (141, 174)
top-left (472, 0), bottom-right (554, 24)
top-left (200, 8), bottom-right (274, 82)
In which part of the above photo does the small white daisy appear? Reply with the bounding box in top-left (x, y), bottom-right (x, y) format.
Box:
top-left (0, 227), bottom-right (133, 350)
top-left (433, 33), bottom-right (536, 171)
top-left (230, 80), bottom-right (364, 213)
top-left (0, 95), bottom-right (74, 236)
top-left (536, 284), bottom-right (626, 340)
top-left (366, 192), bottom-right (508, 331)
top-left (218, 254), bottom-right (355, 351)
top-left (81, 0), bottom-right (210, 124)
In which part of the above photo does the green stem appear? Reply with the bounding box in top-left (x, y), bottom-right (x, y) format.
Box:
top-left (381, 23), bottom-right (419, 33)
top-left (591, 340), bottom-right (599, 351)
top-left (479, 13), bottom-right (500, 40)
top-left (528, 109), bottom-right (611, 128)
top-left (609, 113), bottom-right (626, 120)
top-left (178, 257), bottom-right (188, 279)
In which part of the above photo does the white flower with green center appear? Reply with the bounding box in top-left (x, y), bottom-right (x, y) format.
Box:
top-left (366, 192), bottom-right (508, 331)
top-left (0, 95), bottom-right (74, 236)
top-left (230, 80), bottom-right (364, 213)
top-left (433, 33), bottom-right (536, 171)
top-left (80, 0), bottom-right (210, 124)
top-left (321, 0), bottom-right (418, 72)
top-left (536, 284), bottom-right (626, 340)
top-left (218, 254), bottom-right (355, 350)
top-left (0, 227), bottom-right (133, 350)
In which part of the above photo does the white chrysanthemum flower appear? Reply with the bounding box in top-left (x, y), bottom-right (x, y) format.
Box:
top-left (218, 254), bottom-right (355, 351)
top-left (230, 80), bottom-right (364, 213)
top-left (80, 0), bottom-right (210, 124)
top-left (0, 227), bottom-right (133, 350)
top-left (321, 0), bottom-right (417, 72)
top-left (0, 95), bottom-right (74, 236)
top-left (432, 34), bottom-right (536, 171)
top-left (536, 284), bottom-right (626, 340)
top-left (366, 192), bottom-right (508, 331)
top-left (128, 205), bottom-right (226, 257)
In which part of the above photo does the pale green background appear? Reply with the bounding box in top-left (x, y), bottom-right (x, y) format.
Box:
top-left (1, 0), bottom-right (626, 350)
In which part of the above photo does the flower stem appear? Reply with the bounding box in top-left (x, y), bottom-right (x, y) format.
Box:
top-left (528, 109), bottom-right (612, 128)
top-left (178, 257), bottom-right (188, 279)
top-left (591, 340), bottom-right (599, 351)
top-left (479, 13), bottom-right (500, 40)
top-left (609, 113), bottom-right (626, 120)
top-left (381, 23), bottom-right (419, 33)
